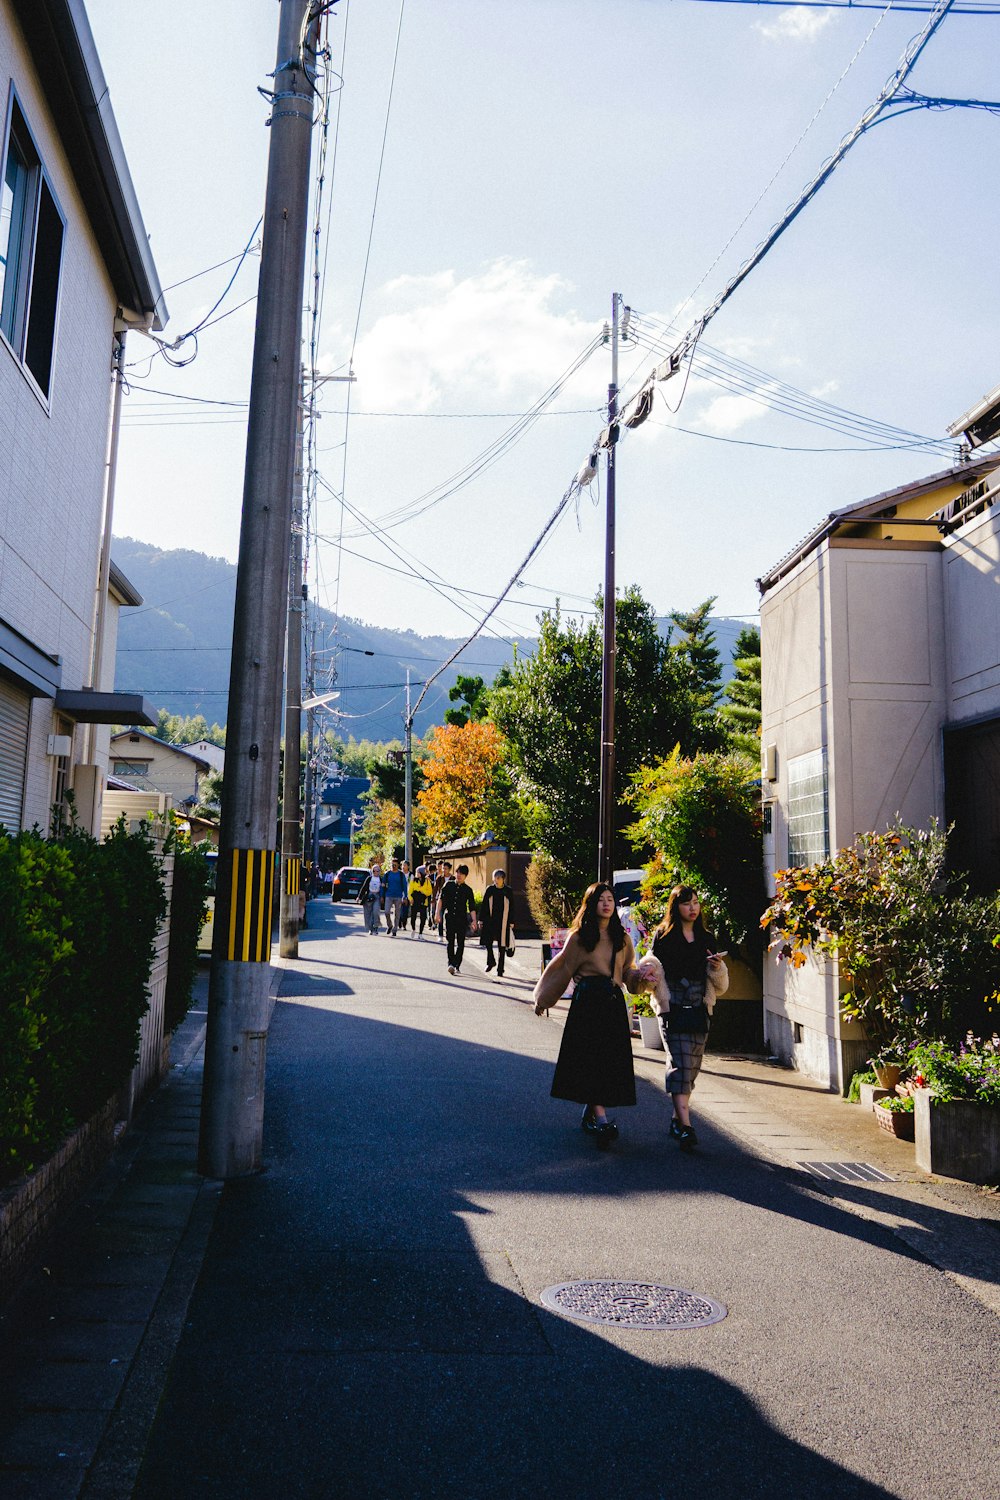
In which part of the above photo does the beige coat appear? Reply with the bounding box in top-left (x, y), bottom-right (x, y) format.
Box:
top-left (638, 952), bottom-right (729, 1016)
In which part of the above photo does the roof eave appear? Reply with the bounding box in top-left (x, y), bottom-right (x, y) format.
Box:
top-left (9, 0), bottom-right (167, 330)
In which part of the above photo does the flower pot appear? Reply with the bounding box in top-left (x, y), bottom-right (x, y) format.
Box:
top-left (637, 1015), bottom-right (664, 1051)
top-left (859, 1083), bottom-right (890, 1113)
top-left (873, 1064), bottom-right (901, 1091)
top-left (875, 1103), bottom-right (914, 1141)
top-left (914, 1090), bottom-right (1000, 1184)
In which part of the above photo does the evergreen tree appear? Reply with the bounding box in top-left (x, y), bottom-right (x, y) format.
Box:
top-left (669, 596), bottom-right (724, 750)
top-left (717, 625), bottom-right (761, 759)
top-left (444, 674), bottom-right (489, 728)
top-left (490, 586), bottom-right (703, 890)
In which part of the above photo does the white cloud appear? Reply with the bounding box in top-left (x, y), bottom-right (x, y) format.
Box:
top-left (696, 387), bottom-right (778, 435)
top-left (756, 6), bottom-right (836, 42)
top-left (339, 261), bottom-right (601, 413)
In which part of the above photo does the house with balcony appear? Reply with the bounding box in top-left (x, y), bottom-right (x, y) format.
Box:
top-left (758, 452), bottom-right (1000, 1090)
top-left (0, 0), bottom-right (163, 835)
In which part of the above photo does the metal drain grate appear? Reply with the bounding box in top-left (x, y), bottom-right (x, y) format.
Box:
top-left (798, 1161), bottom-right (894, 1184)
top-left (540, 1280), bottom-right (727, 1331)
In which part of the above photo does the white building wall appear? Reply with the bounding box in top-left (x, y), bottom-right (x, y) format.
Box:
top-left (761, 540), bottom-right (949, 1090)
top-left (0, 6), bottom-right (118, 830)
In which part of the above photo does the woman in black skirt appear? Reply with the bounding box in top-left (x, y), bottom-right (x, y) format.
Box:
top-left (533, 882), bottom-right (647, 1148)
top-left (647, 885), bottom-right (728, 1152)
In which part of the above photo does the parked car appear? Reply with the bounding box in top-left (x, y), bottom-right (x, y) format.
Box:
top-left (613, 867), bottom-right (645, 908)
top-left (333, 866), bottom-right (368, 901)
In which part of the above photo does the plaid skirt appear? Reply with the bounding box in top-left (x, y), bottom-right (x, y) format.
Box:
top-left (660, 1022), bottom-right (709, 1095)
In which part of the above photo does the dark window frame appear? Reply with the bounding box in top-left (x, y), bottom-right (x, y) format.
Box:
top-left (0, 89), bottom-right (66, 404)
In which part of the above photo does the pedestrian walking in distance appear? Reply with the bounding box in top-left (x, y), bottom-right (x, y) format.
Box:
top-left (438, 864), bottom-right (477, 975)
top-left (533, 882), bottom-right (649, 1148)
top-left (382, 857), bottom-right (407, 936)
top-left (479, 867), bottom-right (512, 978)
top-left (431, 860), bottom-right (452, 940)
top-left (399, 860), bottom-right (412, 931)
top-left (357, 861), bottom-right (383, 935)
top-left (408, 865), bottom-right (433, 937)
top-left (641, 885), bottom-right (728, 1152)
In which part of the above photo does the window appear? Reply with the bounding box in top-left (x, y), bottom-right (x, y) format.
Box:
top-left (113, 760), bottom-right (149, 777)
top-left (0, 96), bottom-right (65, 399)
top-left (787, 749), bottom-right (829, 867)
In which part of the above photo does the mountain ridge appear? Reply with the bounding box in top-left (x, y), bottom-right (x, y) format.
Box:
top-left (112, 537), bottom-right (749, 742)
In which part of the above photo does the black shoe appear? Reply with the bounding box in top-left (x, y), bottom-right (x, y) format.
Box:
top-left (485, 961), bottom-right (495, 972)
top-left (669, 1117), bottom-right (683, 1141)
top-left (596, 1119), bottom-right (618, 1149)
top-left (678, 1125), bottom-right (698, 1151)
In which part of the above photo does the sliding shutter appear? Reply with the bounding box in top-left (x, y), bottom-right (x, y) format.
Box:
top-left (0, 677), bottom-right (30, 832)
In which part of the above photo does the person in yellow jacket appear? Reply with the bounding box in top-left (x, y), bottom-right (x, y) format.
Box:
top-left (407, 865), bottom-right (434, 937)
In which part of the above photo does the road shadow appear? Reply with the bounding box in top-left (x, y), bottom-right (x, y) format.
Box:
top-left (131, 994), bottom-right (996, 1499)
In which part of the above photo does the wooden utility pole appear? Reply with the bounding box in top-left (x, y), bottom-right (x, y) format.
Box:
top-left (597, 292), bottom-right (620, 886)
top-left (200, 0), bottom-right (320, 1178)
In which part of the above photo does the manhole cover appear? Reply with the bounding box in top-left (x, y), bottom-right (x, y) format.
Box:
top-left (540, 1280), bottom-right (727, 1330)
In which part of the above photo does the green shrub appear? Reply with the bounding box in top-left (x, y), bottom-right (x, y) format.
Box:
top-left (0, 817), bottom-right (166, 1186)
top-left (165, 840), bottom-right (213, 1034)
top-left (525, 850), bottom-right (578, 934)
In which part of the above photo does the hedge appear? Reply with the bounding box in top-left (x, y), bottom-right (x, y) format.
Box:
top-left (0, 818), bottom-right (166, 1187)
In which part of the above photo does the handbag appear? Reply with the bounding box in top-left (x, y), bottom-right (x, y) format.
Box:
top-left (505, 928), bottom-right (516, 957)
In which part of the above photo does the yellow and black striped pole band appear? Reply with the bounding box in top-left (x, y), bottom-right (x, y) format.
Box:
top-left (284, 856), bottom-right (301, 896)
top-left (223, 848), bottom-right (276, 963)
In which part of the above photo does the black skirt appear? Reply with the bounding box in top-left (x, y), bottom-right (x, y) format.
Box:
top-left (550, 976), bottom-right (636, 1108)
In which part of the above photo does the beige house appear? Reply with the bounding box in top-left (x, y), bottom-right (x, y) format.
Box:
top-left (758, 454), bottom-right (1000, 1091)
top-left (0, 0), bottom-right (163, 836)
top-left (109, 729), bottom-right (212, 812)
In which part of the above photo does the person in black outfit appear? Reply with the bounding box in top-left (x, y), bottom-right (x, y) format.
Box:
top-left (479, 868), bottom-right (512, 978)
top-left (648, 885), bottom-right (728, 1151)
top-left (438, 864), bottom-right (478, 974)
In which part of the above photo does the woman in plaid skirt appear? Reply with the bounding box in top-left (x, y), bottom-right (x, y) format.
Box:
top-left (649, 886), bottom-right (729, 1151)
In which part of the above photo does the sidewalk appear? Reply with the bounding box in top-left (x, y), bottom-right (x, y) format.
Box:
top-left (1, 903), bottom-right (997, 1499)
top-left (518, 930), bottom-right (1000, 1313)
top-left (0, 992), bottom-right (222, 1499)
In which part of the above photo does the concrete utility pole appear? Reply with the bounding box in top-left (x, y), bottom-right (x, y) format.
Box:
top-left (597, 292), bottom-right (620, 886)
top-left (404, 669), bottom-right (413, 866)
top-left (200, 0), bottom-right (320, 1179)
top-left (279, 384), bottom-right (306, 957)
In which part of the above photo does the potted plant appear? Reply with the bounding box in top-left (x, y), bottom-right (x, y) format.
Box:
top-left (874, 1094), bottom-right (915, 1142)
top-left (907, 1034), bottom-right (1000, 1183)
top-left (870, 1053), bottom-right (903, 1093)
top-left (632, 993), bottom-right (664, 1051)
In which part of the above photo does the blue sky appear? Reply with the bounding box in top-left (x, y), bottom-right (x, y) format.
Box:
top-left (87, 0), bottom-right (1000, 641)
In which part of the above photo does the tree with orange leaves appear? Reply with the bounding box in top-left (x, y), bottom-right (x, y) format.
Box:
top-left (417, 720), bottom-right (527, 845)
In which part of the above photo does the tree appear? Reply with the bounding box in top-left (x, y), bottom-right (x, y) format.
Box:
top-left (670, 597), bottom-right (725, 751)
top-left (626, 748), bottom-right (765, 964)
top-left (417, 721), bottom-right (507, 844)
top-left (151, 711), bottom-right (226, 747)
top-left (444, 674), bottom-right (489, 728)
top-left (355, 797), bottom-right (405, 867)
top-left (717, 625), bottom-right (761, 759)
top-left (490, 586), bottom-right (703, 891)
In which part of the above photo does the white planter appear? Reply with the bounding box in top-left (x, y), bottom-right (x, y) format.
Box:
top-left (637, 1015), bottom-right (664, 1050)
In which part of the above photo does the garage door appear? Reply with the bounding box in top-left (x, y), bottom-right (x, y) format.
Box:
top-left (0, 677), bottom-right (30, 832)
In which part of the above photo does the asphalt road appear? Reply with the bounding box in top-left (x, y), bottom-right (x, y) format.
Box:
top-left (123, 900), bottom-right (999, 1500)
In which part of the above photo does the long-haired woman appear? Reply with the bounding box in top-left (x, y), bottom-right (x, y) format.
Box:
top-left (533, 882), bottom-right (647, 1148)
top-left (648, 885), bottom-right (728, 1151)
